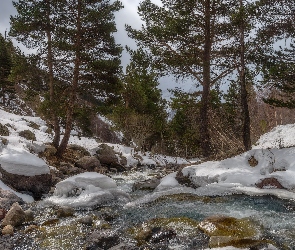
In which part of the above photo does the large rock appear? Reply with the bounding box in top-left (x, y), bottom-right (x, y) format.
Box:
top-left (0, 165), bottom-right (52, 200)
top-left (75, 156), bottom-right (101, 171)
top-left (132, 178), bottom-right (161, 192)
top-left (85, 229), bottom-right (120, 250)
top-left (95, 144), bottom-right (126, 172)
top-left (0, 189), bottom-right (24, 211)
top-left (198, 215), bottom-right (264, 248)
top-left (2, 202), bottom-right (26, 227)
top-left (256, 177), bottom-right (285, 189)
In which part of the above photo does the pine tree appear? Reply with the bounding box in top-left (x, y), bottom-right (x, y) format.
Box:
top-left (126, 0), bottom-right (239, 157)
top-left (10, 0), bottom-right (123, 157)
top-left (255, 0), bottom-right (295, 109)
top-left (0, 34), bottom-right (14, 106)
top-left (113, 49), bottom-right (166, 151)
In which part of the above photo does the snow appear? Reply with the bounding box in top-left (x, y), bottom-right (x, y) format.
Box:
top-left (0, 148), bottom-right (49, 176)
top-left (0, 179), bottom-right (34, 203)
top-left (2, 103), bottom-right (295, 209)
top-left (155, 172), bottom-right (179, 191)
top-left (0, 107), bottom-right (188, 203)
top-left (44, 172), bottom-right (130, 208)
top-left (126, 126), bottom-right (295, 207)
top-left (253, 123), bottom-right (295, 149)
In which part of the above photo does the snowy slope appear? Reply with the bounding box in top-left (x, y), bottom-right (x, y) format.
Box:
top-left (126, 124), bottom-right (295, 207)
top-left (0, 108), bottom-right (188, 202)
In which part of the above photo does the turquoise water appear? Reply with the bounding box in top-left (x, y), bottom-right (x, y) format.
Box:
top-left (117, 194), bottom-right (295, 249)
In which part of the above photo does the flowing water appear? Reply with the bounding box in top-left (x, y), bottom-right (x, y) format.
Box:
top-left (112, 171), bottom-right (295, 249)
top-left (9, 170), bottom-right (295, 249)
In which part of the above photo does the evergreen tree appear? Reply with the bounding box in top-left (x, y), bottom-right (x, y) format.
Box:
top-left (126, 0), bottom-right (239, 157)
top-left (0, 34), bottom-right (13, 106)
top-left (113, 49), bottom-right (166, 151)
top-left (10, 0), bottom-right (123, 157)
top-left (255, 0), bottom-right (295, 109)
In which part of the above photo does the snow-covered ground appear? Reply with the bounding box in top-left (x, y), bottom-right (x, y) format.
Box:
top-left (2, 106), bottom-right (295, 207)
top-left (126, 124), bottom-right (295, 207)
top-left (0, 108), bottom-right (188, 203)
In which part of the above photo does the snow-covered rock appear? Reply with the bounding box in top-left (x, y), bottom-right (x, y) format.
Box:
top-left (44, 172), bottom-right (130, 208)
top-left (0, 148), bottom-right (49, 176)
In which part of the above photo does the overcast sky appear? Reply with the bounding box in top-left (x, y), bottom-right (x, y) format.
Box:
top-left (0, 0), bottom-right (193, 98)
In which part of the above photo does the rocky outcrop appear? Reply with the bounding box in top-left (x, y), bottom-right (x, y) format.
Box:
top-left (0, 189), bottom-right (24, 211)
top-left (75, 156), bottom-right (101, 171)
top-left (2, 202), bottom-right (26, 227)
top-left (0, 165), bottom-right (52, 200)
top-left (95, 144), bottom-right (126, 172)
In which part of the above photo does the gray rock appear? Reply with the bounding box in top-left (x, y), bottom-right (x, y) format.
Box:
top-left (77, 215), bottom-right (93, 226)
top-left (2, 202), bottom-right (26, 227)
top-left (95, 144), bottom-right (126, 172)
top-left (56, 206), bottom-right (75, 218)
top-left (85, 229), bottom-right (120, 250)
top-left (96, 144), bottom-right (118, 166)
top-left (75, 156), bottom-right (101, 171)
top-left (24, 209), bottom-right (34, 222)
top-left (132, 178), bottom-right (161, 192)
top-left (0, 165), bottom-right (52, 200)
top-left (0, 189), bottom-right (24, 211)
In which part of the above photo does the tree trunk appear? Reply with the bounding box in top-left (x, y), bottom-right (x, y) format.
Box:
top-left (56, 0), bottom-right (82, 157)
top-left (239, 0), bottom-right (251, 151)
top-left (45, 0), bottom-right (60, 149)
top-left (200, 0), bottom-right (212, 158)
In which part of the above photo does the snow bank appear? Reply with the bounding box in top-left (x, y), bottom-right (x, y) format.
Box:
top-left (254, 123), bottom-right (295, 149)
top-left (0, 148), bottom-right (49, 176)
top-left (44, 172), bottom-right (130, 208)
top-left (183, 148), bottom-right (295, 190)
top-left (126, 147), bottom-right (295, 207)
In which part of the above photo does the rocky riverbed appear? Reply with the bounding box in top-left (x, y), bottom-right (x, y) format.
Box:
top-left (1, 164), bottom-right (294, 250)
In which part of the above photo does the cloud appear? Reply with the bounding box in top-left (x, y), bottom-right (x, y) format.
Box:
top-left (0, 1), bottom-right (15, 36)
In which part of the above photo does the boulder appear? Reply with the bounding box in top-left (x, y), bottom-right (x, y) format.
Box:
top-left (2, 225), bottom-right (14, 235)
top-left (96, 144), bottom-right (118, 166)
top-left (0, 189), bottom-right (24, 211)
top-left (2, 202), bottom-right (26, 227)
top-left (256, 177), bottom-right (285, 189)
top-left (85, 229), bottom-right (120, 250)
top-left (95, 144), bottom-right (126, 172)
top-left (77, 215), bottom-right (93, 226)
top-left (56, 206), bottom-right (75, 218)
top-left (132, 178), bottom-right (161, 191)
top-left (198, 215), bottom-right (263, 248)
top-left (175, 170), bottom-right (198, 188)
top-left (0, 165), bottom-right (52, 200)
top-left (24, 209), bottom-right (34, 222)
top-left (75, 156), bottom-right (101, 171)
